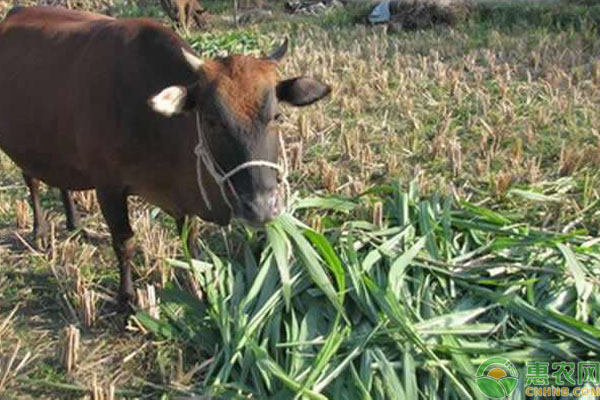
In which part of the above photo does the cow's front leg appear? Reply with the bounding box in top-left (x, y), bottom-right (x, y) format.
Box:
top-left (96, 188), bottom-right (135, 311)
top-left (60, 189), bottom-right (79, 231)
top-left (23, 173), bottom-right (49, 248)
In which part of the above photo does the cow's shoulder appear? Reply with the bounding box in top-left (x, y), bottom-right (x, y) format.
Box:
top-left (115, 18), bottom-right (191, 56)
top-left (112, 19), bottom-right (195, 82)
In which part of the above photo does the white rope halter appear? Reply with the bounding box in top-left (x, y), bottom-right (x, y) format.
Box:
top-left (194, 112), bottom-right (289, 215)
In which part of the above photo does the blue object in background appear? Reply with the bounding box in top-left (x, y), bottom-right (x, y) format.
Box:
top-left (368, 1), bottom-right (391, 24)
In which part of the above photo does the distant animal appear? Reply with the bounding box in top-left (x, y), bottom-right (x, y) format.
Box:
top-left (0, 6), bottom-right (331, 309)
top-left (159, 0), bottom-right (208, 32)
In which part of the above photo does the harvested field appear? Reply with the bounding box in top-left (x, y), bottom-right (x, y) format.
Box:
top-left (0, 0), bottom-right (599, 398)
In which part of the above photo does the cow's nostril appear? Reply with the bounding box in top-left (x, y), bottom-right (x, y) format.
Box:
top-left (268, 195), bottom-right (278, 210)
top-left (237, 191), bottom-right (282, 225)
top-left (268, 195), bottom-right (283, 219)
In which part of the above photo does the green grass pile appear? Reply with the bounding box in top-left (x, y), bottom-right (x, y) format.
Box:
top-left (137, 182), bottom-right (600, 399)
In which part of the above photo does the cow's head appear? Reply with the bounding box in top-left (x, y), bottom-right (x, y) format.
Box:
top-left (149, 40), bottom-right (330, 226)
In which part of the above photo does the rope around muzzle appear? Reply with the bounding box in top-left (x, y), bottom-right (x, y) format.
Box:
top-left (194, 112), bottom-right (290, 215)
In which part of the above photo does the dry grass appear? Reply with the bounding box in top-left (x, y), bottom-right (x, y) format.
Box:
top-left (276, 14), bottom-right (600, 216)
top-left (0, 0), bottom-right (598, 397)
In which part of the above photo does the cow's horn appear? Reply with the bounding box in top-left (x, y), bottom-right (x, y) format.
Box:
top-left (182, 47), bottom-right (204, 71)
top-left (267, 38), bottom-right (288, 62)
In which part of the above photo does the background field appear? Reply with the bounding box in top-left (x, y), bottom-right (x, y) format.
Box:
top-left (0, 0), bottom-right (599, 399)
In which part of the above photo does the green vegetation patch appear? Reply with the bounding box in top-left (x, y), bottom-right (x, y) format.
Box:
top-left (137, 182), bottom-right (600, 398)
top-left (188, 30), bottom-right (267, 57)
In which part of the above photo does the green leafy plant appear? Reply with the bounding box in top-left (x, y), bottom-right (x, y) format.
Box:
top-left (137, 182), bottom-right (600, 398)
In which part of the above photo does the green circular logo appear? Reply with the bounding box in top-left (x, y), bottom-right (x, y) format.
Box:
top-left (475, 357), bottom-right (519, 398)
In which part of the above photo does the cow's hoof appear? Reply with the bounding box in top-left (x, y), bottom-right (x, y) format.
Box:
top-left (117, 290), bottom-right (135, 314)
top-left (189, 244), bottom-right (201, 260)
top-left (66, 214), bottom-right (80, 232)
top-left (33, 224), bottom-right (50, 250)
top-left (34, 237), bottom-right (46, 251)
top-left (66, 221), bottom-right (79, 232)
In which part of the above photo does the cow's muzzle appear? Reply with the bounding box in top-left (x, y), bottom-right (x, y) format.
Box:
top-left (237, 188), bottom-right (283, 227)
top-left (193, 112), bottom-right (289, 225)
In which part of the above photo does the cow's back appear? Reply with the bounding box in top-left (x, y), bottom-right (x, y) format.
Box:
top-left (0, 7), bottom-right (195, 194)
top-left (0, 7), bottom-right (118, 188)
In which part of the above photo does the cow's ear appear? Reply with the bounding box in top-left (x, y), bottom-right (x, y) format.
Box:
top-left (276, 77), bottom-right (331, 107)
top-left (148, 85), bottom-right (195, 117)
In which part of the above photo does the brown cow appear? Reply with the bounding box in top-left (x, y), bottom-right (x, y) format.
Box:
top-left (0, 6), bottom-right (330, 309)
